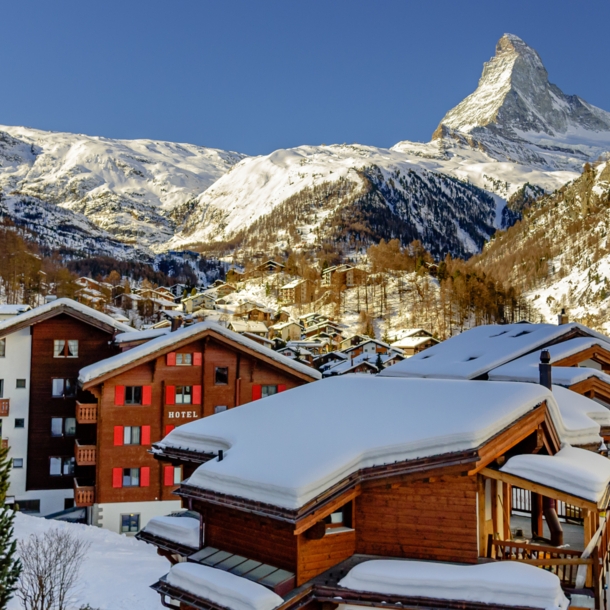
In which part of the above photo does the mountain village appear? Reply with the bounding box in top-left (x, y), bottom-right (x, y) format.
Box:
top-left (2, 29), bottom-right (610, 610)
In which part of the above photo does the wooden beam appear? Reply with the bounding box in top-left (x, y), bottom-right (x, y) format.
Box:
top-left (477, 475), bottom-right (486, 558)
top-left (480, 467), bottom-right (598, 512)
top-left (293, 486), bottom-right (360, 535)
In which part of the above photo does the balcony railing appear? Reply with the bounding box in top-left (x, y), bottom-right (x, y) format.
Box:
top-left (76, 401), bottom-right (98, 424)
top-left (74, 479), bottom-right (95, 507)
top-left (0, 398), bottom-right (9, 417)
top-left (74, 441), bottom-right (96, 466)
top-left (1, 438), bottom-right (8, 450)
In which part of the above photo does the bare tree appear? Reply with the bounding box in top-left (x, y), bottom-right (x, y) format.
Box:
top-left (17, 529), bottom-right (90, 610)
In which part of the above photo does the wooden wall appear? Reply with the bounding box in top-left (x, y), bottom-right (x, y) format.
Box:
top-left (297, 530), bottom-right (356, 585)
top-left (355, 474), bottom-right (479, 563)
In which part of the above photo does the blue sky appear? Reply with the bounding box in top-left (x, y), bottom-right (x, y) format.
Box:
top-left (1, 1), bottom-right (609, 155)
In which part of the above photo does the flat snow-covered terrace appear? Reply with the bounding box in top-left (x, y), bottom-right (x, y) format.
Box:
top-left (158, 376), bottom-right (556, 513)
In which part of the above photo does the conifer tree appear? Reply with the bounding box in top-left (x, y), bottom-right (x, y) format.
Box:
top-left (0, 445), bottom-right (21, 610)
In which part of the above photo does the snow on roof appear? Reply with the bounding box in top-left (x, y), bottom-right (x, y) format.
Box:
top-left (323, 353), bottom-right (381, 376)
top-left (280, 278), bottom-right (306, 289)
top-left (79, 321), bottom-right (320, 385)
top-left (115, 328), bottom-right (169, 344)
top-left (228, 320), bottom-right (269, 333)
top-left (337, 560), bottom-right (568, 610)
top-left (0, 304), bottom-right (32, 315)
top-left (143, 516), bottom-right (200, 548)
top-left (0, 297), bottom-right (132, 337)
top-left (166, 563), bottom-right (283, 610)
top-left (501, 444), bottom-right (610, 504)
top-left (391, 336), bottom-right (436, 350)
top-left (160, 377), bottom-right (554, 510)
top-left (380, 323), bottom-right (608, 380)
top-left (270, 320), bottom-right (302, 330)
top-left (390, 328), bottom-right (432, 341)
top-left (489, 337), bottom-right (610, 382)
top-left (242, 332), bottom-right (275, 345)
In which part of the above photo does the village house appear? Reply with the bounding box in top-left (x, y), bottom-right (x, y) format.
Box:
top-left (321, 264), bottom-right (368, 287)
top-left (390, 328), bottom-right (439, 356)
top-left (182, 293), bottom-right (208, 314)
top-left (226, 269), bottom-right (246, 284)
top-left (244, 306), bottom-right (275, 326)
top-left (257, 260), bottom-right (285, 275)
top-left (269, 321), bottom-right (302, 342)
top-left (0, 299), bottom-right (132, 516)
top-left (279, 279), bottom-right (315, 305)
top-left (227, 320), bottom-right (269, 337)
top-left (76, 322), bottom-right (320, 533)
top-left (341, 338), bottom-right (397, 358)
top-left (140, 374), bottom-right (610, 609)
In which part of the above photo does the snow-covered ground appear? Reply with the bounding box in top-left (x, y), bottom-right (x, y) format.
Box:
top-left (9, 513), bottom-right (168, 610)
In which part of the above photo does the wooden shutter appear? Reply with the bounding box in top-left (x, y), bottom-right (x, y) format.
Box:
top-left (113, 426), bottom-right (124, 446)
top-left (192, 385), bottom-right (202, 405)
top-left (252, 385), bottom-right (262, 400)
top-left (193, 352), bottom-right (202, 366)
top-left (142, 385), bottom-right (152, 405)
top-left (141, 425), bottom-right (151, 445)
top-left (278, 384), bottom-right (287, 392)
top-left (165, 385), bottom-right (176, 405)
top-left (164, 424), bottom-right (175, 436)
top-left (114, 386), bottom-right (125, 406)
top-left (164, 466), bottom-right (174, 486)
top-left (166, 352), bottom-right (176, 366)
top-left (112, 468), bottom-right (122, 488)
top-left (140, 466), bottom-right (150, 487)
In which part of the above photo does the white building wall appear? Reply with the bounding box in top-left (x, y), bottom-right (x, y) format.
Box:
top-left (92, 500), bottom-right (182, 534)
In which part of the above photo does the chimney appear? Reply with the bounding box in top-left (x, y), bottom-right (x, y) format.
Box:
top-left (557, 308), bottom-right (568, 325)
top-left (171, 316), bottom-right (184, 332)
top-left (539, 350), bottom-right (552, 390)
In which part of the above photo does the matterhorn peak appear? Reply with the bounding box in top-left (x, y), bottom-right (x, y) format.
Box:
top-left (434, 33), bottom-right (610, 146)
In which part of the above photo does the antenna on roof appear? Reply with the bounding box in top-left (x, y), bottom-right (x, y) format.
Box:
top-left (539, 350), bottom-right (552, 390)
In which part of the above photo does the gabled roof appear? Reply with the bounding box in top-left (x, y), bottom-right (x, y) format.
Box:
top-left (79, 321), bottom-right (320, 387)
top-left (0, 298), bottom-right (132, 339)
top-left (0, 304), bottom-right (32, 315)
top-left (380, 322), bottom-right (607, 380)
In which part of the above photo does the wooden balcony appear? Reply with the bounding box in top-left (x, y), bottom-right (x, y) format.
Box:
top-left (74, 479), bottom-right (95, 507)
top-left (76, 401), bottom-right (98, 424)
top-left (1, 438), bottom-right (8, 450)
top-left (0, 398), bottom-right (9, 417)
top-left (75, 441), bottom-right (96, 466)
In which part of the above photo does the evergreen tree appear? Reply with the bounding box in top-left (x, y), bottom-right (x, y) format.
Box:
top-left (375, 353), bottom-right (384, 372)
top-left (0, 445), bottom-right (21, 609)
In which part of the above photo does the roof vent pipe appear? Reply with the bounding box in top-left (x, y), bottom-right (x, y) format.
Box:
top-left (557, 308), bottom-right (568, 325)
top-left (171, 316), bottom-right (183, 332)
top-left (539, 350), bottom-right (552, 390)
top-left (218, 450), bottom-right (224, 462)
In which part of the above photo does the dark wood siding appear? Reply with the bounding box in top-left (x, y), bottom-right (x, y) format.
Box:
top-left (297, 530), bottom-right (356, 585)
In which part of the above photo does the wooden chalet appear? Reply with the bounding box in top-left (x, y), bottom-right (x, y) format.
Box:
top-left (279, 279), bottom-right (315, 305)
top-left (245, 307), bottom-right (275, 326)
top-left (226, 269), bottom-right (246, 284)
top-left (257, 260), bottom-right (285, 275)
top-left (140, 375), bottom-right (610, 609)
top-left (389, 328), bottom-right (439, 356)
top-left (342, 338), bottom-right (396, 358)
top-left (321, 265), bottom-right (368, 288)
top-left (76, 322), bottom-right (320, 532)
top-left (269, 322), bottom-right (302, 342)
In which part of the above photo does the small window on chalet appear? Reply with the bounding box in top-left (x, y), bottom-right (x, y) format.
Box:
top-left (15, 418), bottom-right (25, 429)
top-left (125, 387), bottom-right (142, 405)
top-left (262, 385), bottom-right (278, 398)
top-left (176, 386), bottom-right (192, 404)
top-left (215, 367), bottom-right (229, 385)
top-left (51, 417), bottom-right (76, 437)
top-left (124, 426), bottom-right (141, 445)
top-left (16, 499), bottom-right (40, 514)
top-left (0, 338), bottom-right (5, 358)
top-left (53, 340), bottom-right (79, 358)
top-left (324, 502), bottom-right (353, 532)
top-left (49, 457), bottom-right (75, 476)
top-left (214, 405), bottom-right (227, 414)
top-left (121, 513), bottom-right (140, 533)
top-left (16, 379), bottom-right (26, 389)
top-left (51, 379), bottom-right (76, 398)
top-left (176, 353), bottom-right (193, 366)
top-left (123, 468), bottom-right (140, 487)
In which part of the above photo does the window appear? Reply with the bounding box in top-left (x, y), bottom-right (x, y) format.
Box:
top-left (51, 379), bottom-right (76, 398)
top-left (262, 385), bottom-right (278, 398)
top-left (15, 419), bottom-right (24, 429)
top-left (175, 386), bottom-right (192, 404)
top-left (0, 379), bottom-right (3, 398)
top-left (122, 468), bottom-right (140, 487)
top-left (324, 503), bottom-right (353, 531)
top-left (121, 513), bottom-right (140, 533)
top-left (13, 458), bottom-right (23, 468)
top-left (49, 457), bottom-right (75, 476)
top-left (0, 339), bottom-right (5, 358)
top-left (176, 353), bottom-right (192, 366)
top-left (215, 367), bottom-right (229, 385)
top-left (16, 499), bottom-right (40, 514)
top-left (214, 405), bottom-right (227, 414)
top-left (123, 426), bottom-right (141, 445)
top-left (16, 379), bottom-right (26, 389)
top-left (125, 386), bottom-right (142, 405)
top-left (51, 418), bottom-right (76, 437)
top-left (53, 340), bottom-right (79, 358)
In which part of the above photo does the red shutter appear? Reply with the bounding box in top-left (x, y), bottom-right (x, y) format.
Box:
top-left (112, 468), bottom-right (123, 488)
top-left (140, 466), bottom-right (150, 487)
top-left (165, 385), bottom-right (175, 405)
top-left (164, 466), bottom-right (174, 486)
top-left (114, 386), bottom-right (125, 406)
top-left (141, 425), bottom-right (151, 445)
top-left (278, 384), bottom-right (287, 393)
top-left (166, 352), bottom-right (176, 366)
top-left (193, 352), bottom-right (202, 366)
top-left (192, 385), bottom-right (202, 405)
top-left (113, 426), bottom-right (124, 446)
top-left (142, 385), bottom-right (152, 405)
top-left (164, 424), bottom-right (175, 436)
top-left (252, 384), bottom-right (262, 400)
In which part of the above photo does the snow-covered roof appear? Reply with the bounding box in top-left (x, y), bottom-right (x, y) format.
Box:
top-left (501, 445), bottom-right (610, 504)
top-left (115, 328), bottom-right (169, 344)
top-left (489, 337), bottom-right (610, 382)
top-left (242, 332), bottom-right (275, 346)
top-left (166, 563), bottom-right (283, 610)
top-left (391, 336), bottom-right (437, 350)
top-left (280, 278), bottom-right (306, 290)
top-left (270, 321), bottom-right (302, 330)
top-left (159, 377), bottom-right (555, 510)
top-left (0, 304), bottom-right (32, 315)
top-left (0, 297), bottom-right (132, 338)
top-left (380, 323), bottom-right (608, 380)
top-left (228, 320), bottom-right (269, 334)
top-left (79, 321), bottom-right (320, 385)
top-left (389, 328), bottom-right (433, 341)
top-left (143, 515), bottom-right (200, 548)
top-left (323, 353), bottom-right (382, 376)
top-left (337, 560), bottom-right (567, 610)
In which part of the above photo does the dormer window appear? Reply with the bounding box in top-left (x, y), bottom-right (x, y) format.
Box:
top-left (54, 340), bottom-right (79, 358)
top-left (324, 501), bottom-right (353, 533)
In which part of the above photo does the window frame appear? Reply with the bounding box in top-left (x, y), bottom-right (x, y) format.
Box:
top-left (124, 386), bottom-right (143, 405)
top-left (53, 339), bottom-right (79, 359)
top-left (51, 378), bottom-right (76, 398)
top-left (122, 467), bottom-right (140, 487)
top-left (175, 386), bottom-right (192, 404)
top-left (120, 513), bottom-right (140, 534)
top-left (176, 353), bottom-right (193, 366)
top-left (49, 456), bottom-right (75, 477)
top-left (16, 379), bottom-right (26, 389)
top-left (214, 367), bottom-right (229, 385)
top-left (14, 418), bottom-right (25, 429)
top-left (214, 405), bottom-right (228, 414)
top-left (12, 458), bottom-right (23, 468)
top-left (262, 385), bottom-right (278, 398)
top-left (123, 426), bottom-right (141, 446)
top-left (0, 338), bottom-right (5, 358)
